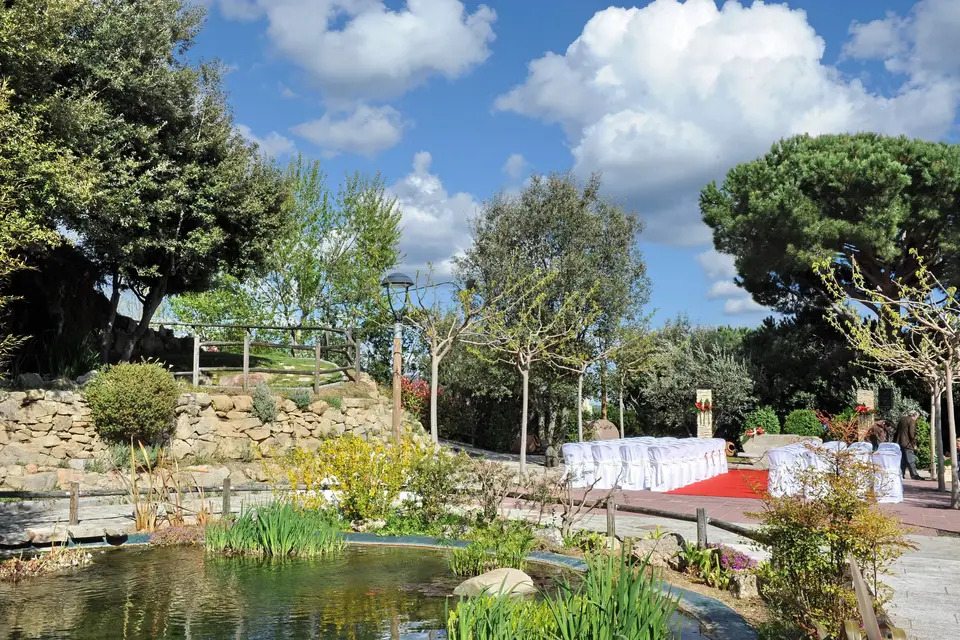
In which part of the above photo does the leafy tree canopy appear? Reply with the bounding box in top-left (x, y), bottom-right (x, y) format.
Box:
top-left (701, 133), bottom-right (960, 315)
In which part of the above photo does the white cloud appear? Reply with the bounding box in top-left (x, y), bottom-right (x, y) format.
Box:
top-left (388, 152), bottom-right (480, 277)
top-left (695, 249), bottom-right (736, 280)
top-left (705, 280), bottom-right (742, 300)
top-left (222, 0), bottom-right (495, 102)
top-left (723, 297), bottom-right (766, 316)
top-left (844, 0), bottom-right (960, 80)
top-left (279, 82), bottom-right (298, 99)
top-left (502, 153), bottom-right (527, 179)
top-left (494, 0), bottom-right (960, 246)
top-left (236, 124), bottom-right (297, 158)
top-left (292, 104), bottom-right (405, 158)
top-left (196, 0), bottom-right (261, 21)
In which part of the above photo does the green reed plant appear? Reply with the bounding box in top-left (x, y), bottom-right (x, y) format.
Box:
top-left (446, 549), bottom-right (678, 640)
top-left (544, 550), bottom-right (677, 640)
top-left (204, 502), bottom-right (343, 557)
top-left (449, 519), bottom-right (537, 577)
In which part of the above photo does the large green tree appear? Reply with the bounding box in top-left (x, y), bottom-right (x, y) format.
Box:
top-left (2, 0), bottom-right (289, 362)
top-left (701, 134), bottom-right (960, 315)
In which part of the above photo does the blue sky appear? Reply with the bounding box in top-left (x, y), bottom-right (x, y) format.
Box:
top-left (190, 0), bottom-right (960, 327)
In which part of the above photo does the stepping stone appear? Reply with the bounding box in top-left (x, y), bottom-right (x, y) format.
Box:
top-left (27, 525), bottom-right (69, 544)
top-left (67, 524), bottom-right (106, 540)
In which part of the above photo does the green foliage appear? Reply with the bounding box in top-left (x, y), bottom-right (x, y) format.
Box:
top-left (751, 448), bottom-right (914, 636)
top-left (323, 395), bottom-right (343, 411)
top-left (632, 316), bottom-right (755, 439)
top-left (449, 519), bottom-right (537, 577)
top-left (204, 502), bottom-right (344, 557)
top-left (405, 450), bottom-right (472, 523)
top-left (562, 530), bottom-right (607, 554)
top-left (166, 275), bottom-right (258, 343)
top-left (287, 388), bottom-right (313, 411)
top-left (745, 406), bottom-right (780, 435)
top-left (702, 133), bottom-right (960, 315)
top-left (447, 551), bottom-right (676, 640)
top-left (252, 383), bottom-right (278, 424)
top-left (2, 0), bottom-right (289, 362)
top-left (916, 418), bottom-right (932, 469)
top-left (783, 409), bottom-right (822, 437)
top-left (85, 362), bottom-right (178, 443)
top-left (108, 442), bottom-right (164, 471)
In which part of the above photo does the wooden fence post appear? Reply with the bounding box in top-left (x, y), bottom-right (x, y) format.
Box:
top-left (606, 498), bottom-right (616, 546)
top-left (222, 477), bottom-right (231, 518)
top-left (242, 332), bottom-right (250, 391)
top-left (69, 482), bottom-right (79, 525)
top-left (696, 508), bottom-right (708, 547)
top-left (192, 333), bottom-right (200, 387)
top-left (314, 342), bottom-right (322, 394)
top-left (350, 329), bottom-right (361, 383)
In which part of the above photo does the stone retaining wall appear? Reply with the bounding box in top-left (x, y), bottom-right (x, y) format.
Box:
top-left (0, 379), bottom-right (423, 489)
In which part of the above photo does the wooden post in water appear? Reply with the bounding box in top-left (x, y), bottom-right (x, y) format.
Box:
top-left (192, 333), bottom-right (200, 387)
top-left (222, 477), bottom-right (231, 518)
top-left (696, 508), bottom-right (708, 547)
top-left (69, 482), bottom-right (79, 525)
top-left (606, 499), bottom-right (616, 546)
top-left (242, 332), bottom-right (250, 391)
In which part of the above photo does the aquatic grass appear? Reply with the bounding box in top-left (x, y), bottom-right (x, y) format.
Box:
top-left (544, 549), bottom-right (678, 640)
top-left (204, 502), bottom-right (344, 558)
top-left (449, 519), bottom-right (537, 577)
top-left (446, 549), bottom-right (678, 640)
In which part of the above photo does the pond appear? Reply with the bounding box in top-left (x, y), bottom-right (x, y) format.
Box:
top-left (0, 545), bottom-right (710, 639)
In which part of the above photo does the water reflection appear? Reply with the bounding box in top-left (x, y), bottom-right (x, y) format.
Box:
top-left (0, 546), bottom-right (707, 639)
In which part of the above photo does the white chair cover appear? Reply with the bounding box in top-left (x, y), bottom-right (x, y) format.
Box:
top-left (620, 443), bottom-right (648, 491)
top-left (871, 449), bottom-right (903, 503)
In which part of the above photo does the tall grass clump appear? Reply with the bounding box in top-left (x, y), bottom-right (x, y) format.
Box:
top-left (544, 550), bottom-right (677, 639)
top-left (446, 550), bottom-right (678, 640)
top-left (205, 502), bottom-right (343, 558)
top-left (449, 519), bottom-right (536, 577)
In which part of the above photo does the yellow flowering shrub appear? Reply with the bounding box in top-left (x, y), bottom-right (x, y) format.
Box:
top-left (276, 435), bottom-right (422, 522)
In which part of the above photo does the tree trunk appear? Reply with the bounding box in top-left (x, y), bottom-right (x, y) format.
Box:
top-left (119, 278), bottom-right (167, 362)
top-left (936, 387), bottom-right (946, 492)
top-left (930, 387), bottom-right (938, 480)
top-left (577, 370), bottom-right (584, 442)
top-left (100, 270), bottom-right (122, 363)
top-left (429, 350), bottom-right (440, 444)
top-left (619, 374), bottom-right (626, 439)
top-left (947, 360), bottom-right (959, 508)
top-left (520, 361), bottom-right (530, 477)
top-left (600, 359), bottom-right (608, 420)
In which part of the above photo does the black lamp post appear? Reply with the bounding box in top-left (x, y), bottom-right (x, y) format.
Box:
top-left (381, 272), bottom-right (414, 443)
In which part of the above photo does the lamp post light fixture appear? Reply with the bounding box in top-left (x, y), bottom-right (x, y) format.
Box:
top-left (381, 272), bottom-right (415, 444)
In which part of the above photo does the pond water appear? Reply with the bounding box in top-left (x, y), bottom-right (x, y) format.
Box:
top-left (0, 545), bottom-right (709, 639)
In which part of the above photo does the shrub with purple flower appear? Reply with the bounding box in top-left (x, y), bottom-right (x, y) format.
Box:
top-left (708, 544), bottom-right (758, 573)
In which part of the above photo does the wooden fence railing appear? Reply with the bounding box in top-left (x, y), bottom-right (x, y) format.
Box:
top-left (150, 322), bottom-right (361, 393)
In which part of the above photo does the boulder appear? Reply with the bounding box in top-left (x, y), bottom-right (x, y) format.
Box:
top-left (0, 399), bottom-right (22, 421)
top-left (589, 418), bottom-right (620, 440)
top-left (453, 568), bottom-right (537, 598)
top-left (629, 533), bottom-right (684, 569)
top-left (247, 428), bottom-right (271, 442)
top-left (534, 527), bottom-right (565, 549)
top-left (0, 429), bottom-right (8, 445)
top-left (210, 395), bottom-right (235, 412)
top-left (729, 572), bottom-right (759, 600)
top-left (194, 393), bottom-right (212, 408)
top-left (193, 416), bottom-right (219, 437)
top-left (231, 417), bottom-right (262, 432)
top-left (232, 396), bottom-right (254, 412)
top-left (6, 471), bottom-right (58, 491)
top-left (308, 400), bottom-right (330, 415)
top-left (16, 372), bottom-right (44, 388)
top-left (0, 444), bottom-right (44, 466)
top-left (182, 466), bottom-right (229, 489)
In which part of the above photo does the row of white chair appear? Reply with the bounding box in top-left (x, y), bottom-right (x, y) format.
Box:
top-left (561, 437), bottom-right (728, 492)
top-left (767, 441), bottom-right (903, 503)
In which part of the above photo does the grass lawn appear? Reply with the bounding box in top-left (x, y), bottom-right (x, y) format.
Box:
top-left (159, 350), bottom-right (345, 388)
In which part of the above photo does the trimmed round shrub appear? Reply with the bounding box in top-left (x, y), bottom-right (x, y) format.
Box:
top-left (85, 362), bottom-right (178, 443)
top-left (783, 409), bottom-right (823, 437)
top-left (916, 418), bottom-right (932, 470)
top-left (252, 382), bottom-right (278, 424)
top-left (744, 406), bottom-right (780, 435)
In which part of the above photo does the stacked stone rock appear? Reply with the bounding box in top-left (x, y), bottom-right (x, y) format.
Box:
top-left (1, 380), bottom-right (426, 489)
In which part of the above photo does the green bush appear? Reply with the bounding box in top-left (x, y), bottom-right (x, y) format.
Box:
top-left (916, 418), bottom-right (932, 470)
top-left (108, 442), bottom-right (163, 471)
top-left (744, 406), bottom-right (780, 435)
top-left (205, 502), bottom-right (343, 557)
top-left (287, 388), bottom-right (312, 410)
top-left (405, 450), bottom-right (471, 522)
top-left (85, 362), bottom-right (178, 443)
top-left (450, 519), bottom-right (536, 577)
top-left (252, 382), bottom-right (278, 423)
top-left (783, 409), bottom-right (823, 437)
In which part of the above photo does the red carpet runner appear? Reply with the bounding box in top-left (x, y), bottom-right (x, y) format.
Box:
top-left (666, 470), bottom-right (769, 499)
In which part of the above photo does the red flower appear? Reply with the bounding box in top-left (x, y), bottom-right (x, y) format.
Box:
top-left (757, 427), bottom-right (765, 435)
